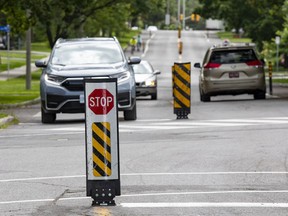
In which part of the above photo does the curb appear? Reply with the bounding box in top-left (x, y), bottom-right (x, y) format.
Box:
top-left (0, 97), bottom-right (40, 109)
top-left (0, 98), bottom-right (40, 128)
top-left (0, 115), bottom-right (14, 128)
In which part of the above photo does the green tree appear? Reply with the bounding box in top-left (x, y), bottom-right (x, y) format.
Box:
top-left (0, 0), bottom-right (129, 48)
top-left (244, 0), bottom-right (285, 50)
top-left (195, 0), bottom-right (285, 50)
top-left (84, 3), bottom-right (131, 38)
top-left (266, 0), bottom-right (288, 67)
top-left (129, 0), bottom-right (166, 28)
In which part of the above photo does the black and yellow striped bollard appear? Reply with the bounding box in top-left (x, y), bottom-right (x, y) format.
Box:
top-left (173, 62), bottom-right (191, 119)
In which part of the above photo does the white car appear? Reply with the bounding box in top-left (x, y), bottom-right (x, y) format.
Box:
top-left (132, 60), bottom-right (161, 100)
top-left (147, 26), bottom-right (158, 31)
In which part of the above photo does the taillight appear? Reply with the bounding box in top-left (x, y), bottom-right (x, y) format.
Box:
top-left (246, 60), bottom-right (263, 66)
top-left (204, 62), bottom-right (221, 69)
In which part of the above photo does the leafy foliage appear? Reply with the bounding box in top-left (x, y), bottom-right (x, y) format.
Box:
top-left (196, 0), bottom-right (285, 50)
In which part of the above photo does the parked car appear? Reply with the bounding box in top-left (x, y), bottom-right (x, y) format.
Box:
top-left (194, 42), bottom-right (266, 102)
top-left (147, 26), bottom-right (158, 31)
top-left (132, 60), bottom-right (161, 100)
top-left (35, 37), bottom-right (141, 123)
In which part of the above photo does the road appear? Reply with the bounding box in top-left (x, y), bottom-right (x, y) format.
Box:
top-left (1, 30), bottom-right (288, 215)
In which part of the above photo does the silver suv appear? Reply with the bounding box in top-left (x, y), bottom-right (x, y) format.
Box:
top-left (35, 37), bottom-right (140, 123)
top-left (194, 43), bottom-right (266, 102)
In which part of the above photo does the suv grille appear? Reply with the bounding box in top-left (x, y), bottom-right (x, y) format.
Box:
top-left (46, 94), bottom-right (79, 108)
top-left (62, 79), bottom-right (84, 91)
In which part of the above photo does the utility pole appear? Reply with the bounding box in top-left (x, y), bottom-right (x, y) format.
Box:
top-left (26, 27), bottom-right (31, 90)
top-left (26, 9), bottom-right (31, 90)
top-left (182, 0), bottom-right (186, 30)
top-left (178, 0), bottom-right (180, 26)
top-left (165, 0), bottom-right (170, 26)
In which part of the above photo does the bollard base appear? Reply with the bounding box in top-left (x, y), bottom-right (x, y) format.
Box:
top-left (89, 183), bottom-right (118, 207)
top-left (176, 111), bottom-right (189, 119)
top-left (91, 187), bottom-right (116, 206)
top-left (92, 199), bottom-right (116, 206)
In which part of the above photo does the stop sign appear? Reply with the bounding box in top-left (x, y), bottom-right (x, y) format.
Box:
top-left (88, 89), bottom-right (114, 115)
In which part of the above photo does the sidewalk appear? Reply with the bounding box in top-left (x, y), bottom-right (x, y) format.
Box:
top-left (0, 62), bottom-right (40, 81)
top-left (0, 60), bottom-right (43, 127)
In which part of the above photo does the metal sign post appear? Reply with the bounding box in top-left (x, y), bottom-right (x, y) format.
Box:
top-left (0, 25), bottom-right (10, 76)
top-left (84, 78), bottom-right (120, 206)
top-left (275, 36), bottom-right (280, 73)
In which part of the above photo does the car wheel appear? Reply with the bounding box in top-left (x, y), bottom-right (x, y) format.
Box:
top-left (124, 103), bottom-right (137, 120)
top-left (254, 91), bottom-right (266, 100)
top-left (151, 92), bottom-right (157, 100)
top-left (41, 108), bottom-right (56, 123)
top-left (200, 90), bottom-right (210, 102)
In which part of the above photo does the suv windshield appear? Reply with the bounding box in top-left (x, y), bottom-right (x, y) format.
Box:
top-left (210, 49), bottom-right (257, 64)
top-left (51, 41), bottom-right (124, 65)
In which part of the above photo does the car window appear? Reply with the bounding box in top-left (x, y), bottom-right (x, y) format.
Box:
top-left (133, 63), bottom-right (153, 74)
top-left (210, 49), bottom-right (257, 64)
top-left (51, 42), bottom-right (124, 65)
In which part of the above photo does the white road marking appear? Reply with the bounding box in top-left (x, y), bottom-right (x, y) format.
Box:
top-left (14, 117), bottom-right (288, 135)
top-left (0, 131), bottom-right (83, 138)
top-left (122, 171), bottom-right (288, 176)
top-left (2, 191), bottom-right (288, 205)
top-left (121, 190), bottom-right (288, 198)
top-left (121, 202), bottom-right (288, 208)
top-left (1, 171), bottom-right (288, 206)
top-left (0, 175), bottom-right (85, 183)
top-left (1, 171), bottom-right (288, 183)
top-left (118, 117), bottom-right (288, 132)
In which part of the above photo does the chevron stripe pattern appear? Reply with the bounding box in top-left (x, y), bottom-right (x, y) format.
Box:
top-left (92, 122), bottom-right (112, 177)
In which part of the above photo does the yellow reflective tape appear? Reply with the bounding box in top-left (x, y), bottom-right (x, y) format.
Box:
top-left (174, 76), bottom-right (191, 96)
top-left (92, 123), bottom-right (111, 147)
top-left (183, 63), bottom-right (191, 71)
top-left (93, 154), bottom-right (112, 176)
top-left (175, 69), bottom-right (190, 83)
top-left (93, 169), bottom-right (102, 177)
top-left (172, 65), bottom-right (175, 84)
top-left (174, 100), bottom-right (181, 108)
top-left (174, 89), bottom-right (190, 107)
top-left (93, 141), bottom-right (111, 163)
top-left (101, 122), bottom-right (110, 131)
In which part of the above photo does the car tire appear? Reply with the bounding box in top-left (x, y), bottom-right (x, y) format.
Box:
top-left (254, 91), bottom-right (266, 100)
top-left (200, 90), bottom-right (210, 102)
top-left (124, 103), bottom-right (137, 120)
top-left (41, 108), bottom-right (56, 123)
top-left (151, 92), bottom-right (157, 100)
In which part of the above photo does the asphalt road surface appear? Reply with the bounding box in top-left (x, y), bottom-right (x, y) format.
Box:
top-left (1, 30), bottom-right (288, 216)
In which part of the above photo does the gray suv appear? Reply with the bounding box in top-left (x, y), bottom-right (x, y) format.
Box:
top-left (35, 37), bottom-right (140, 123)
top-left (194, 43), bottom-right (266, 102)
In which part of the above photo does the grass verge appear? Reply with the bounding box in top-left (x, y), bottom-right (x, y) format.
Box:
top-left (217, 32), bottom-right (252, 43)
top-left (0, 70), bottom-right (41, 105)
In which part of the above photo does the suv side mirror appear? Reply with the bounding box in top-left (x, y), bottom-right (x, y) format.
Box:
top-left (128, 56), bottom-right (141, 65)
top-left (194, 63), bottom-right (201, 68)
top-left (153, 70), bottom-right (161, 75)
top-left (35, 60), bottom-right (47, 68)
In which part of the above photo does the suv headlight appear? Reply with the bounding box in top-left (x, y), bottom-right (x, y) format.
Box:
top-left (45, 74), bottom-right (65, 85)
top-left (111, 71), bottom-right (131, 83)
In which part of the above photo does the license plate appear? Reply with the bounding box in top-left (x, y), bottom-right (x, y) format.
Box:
top-left (79, 94), bottom-right (84, 104)
top-left (229, 71), bottom-right (239, 78)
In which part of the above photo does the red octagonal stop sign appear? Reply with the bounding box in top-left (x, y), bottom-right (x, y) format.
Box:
top-left (88, 89), bottom-right (114, 115)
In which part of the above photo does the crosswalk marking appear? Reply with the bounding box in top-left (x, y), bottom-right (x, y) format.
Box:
top-left (45, 117), bottom-right (288, 133)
